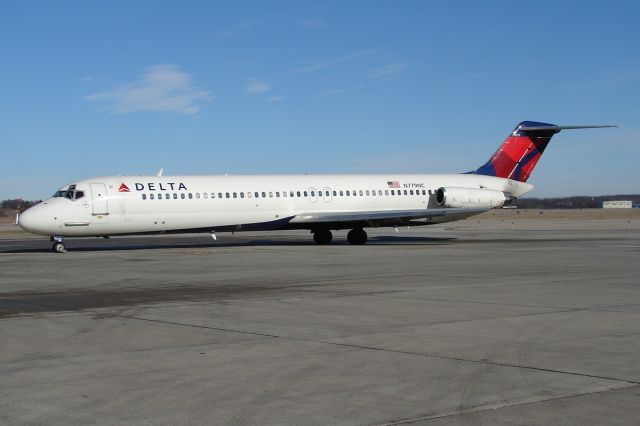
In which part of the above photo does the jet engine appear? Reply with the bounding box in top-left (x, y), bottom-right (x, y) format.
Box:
top-left (435, 187), bottom-right (512, 208)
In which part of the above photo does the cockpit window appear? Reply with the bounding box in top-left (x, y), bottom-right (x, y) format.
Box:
top-left (53, 186), bottom-right (84, 200)
top-left (53, 190), bottom-right (71, 198)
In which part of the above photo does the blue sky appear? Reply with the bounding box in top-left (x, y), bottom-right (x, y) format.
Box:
top-left (1, 0), bottom-right (638, 199)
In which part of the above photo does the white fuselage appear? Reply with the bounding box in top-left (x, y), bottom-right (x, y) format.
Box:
top-left (17, 173), bottom-right (533, 237)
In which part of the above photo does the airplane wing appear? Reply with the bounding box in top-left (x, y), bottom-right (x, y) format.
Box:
top-left (289, 207), bottom-right (488, 226)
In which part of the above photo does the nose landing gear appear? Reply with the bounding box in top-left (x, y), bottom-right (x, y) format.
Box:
top-left (50, 236), bottom-right (66, 253)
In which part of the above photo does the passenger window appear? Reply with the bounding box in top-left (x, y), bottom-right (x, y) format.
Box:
top-left (290, 191), bottom-right (294, 197)
top-left (359, 190), bottom-right (363, 196)
top-left (276, 192), bottom-right (280, 197)
top-left (410, 190), bottom-right (414, 195)
top-left (297, 191), bottom-right (301, 197)
top-left (181, 193), bottom-right (186, 199)
top-left (311, 191), bottom-right (315, 197)
top-left (204, 193), bottom-right (208, 199)
top-left (391, 190), bottom-right (395, 195)
top-left (142, 194), bottom-right (147, 200)
top-left (378, 190), bottom-right (382, 196)
top-left (385, 190), bottom-right (389, 196)
top-left (345, 191), bottom-right (350, 196)
top-left (340, 190), bottom-right (344, 196)
top-left (283, 191), bottom-right (287, 198)
top-left (165, 193), bottom-right (170, 199)
top-left (303, 191), bottom-right (308, 197)
top-left (240, 192), bottom-right (245, 198)
top-left (262, 192), bottom-right (267, 198)
top-left (226, 193), bottom-right (230, 198)
top-left (211, 192), bottom-right (215, 198)
top-left (196, 193), bottom-right (200, 199)
top-left (422, 189), bottom-right (426, 195)
top-left (218, 192), bottom-right (223, 198)
top-left (188, 193), bottom-right (193, 199)
top-left (255, 192), bottom-right (259, 198)
top-left (150, 194), bottom-right (155, 200)
top-left (173, 193), bottom-right (178, 199)
top-left (248, 192), bottom-right (252, 198)
top-left (233, 192), bottom-right (237, 198)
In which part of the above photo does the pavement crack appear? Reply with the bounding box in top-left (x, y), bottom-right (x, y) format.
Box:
top-left (112, 312), bottom-right (640, 387)
top-left (374, 384), bottom-right (640, 425)
top-left (316, 340), bottom-right (640, 385)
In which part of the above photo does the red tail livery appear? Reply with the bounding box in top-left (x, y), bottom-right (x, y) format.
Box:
top-left (472, 121), bottom-right (615, 182)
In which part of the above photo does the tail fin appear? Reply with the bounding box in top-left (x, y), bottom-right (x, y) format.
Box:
top-left (471, 121), bottom-right (616, 182)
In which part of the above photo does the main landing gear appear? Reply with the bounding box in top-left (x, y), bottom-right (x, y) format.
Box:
top-left (50, 235), bottom-right (66, 253)
top-left (313, 228), bottom-right (333, 245)
top-left (312, 228), bottom-right (368, 245)
top-left (347, 228), bottom-right (368, 245)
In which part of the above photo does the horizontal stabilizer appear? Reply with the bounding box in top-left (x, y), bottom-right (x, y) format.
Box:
top-left (519, 124), bottom-right (618, 132)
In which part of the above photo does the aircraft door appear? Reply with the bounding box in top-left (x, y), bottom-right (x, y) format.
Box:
top-left (90, 183), bottom-right (109, 215)
top-left (323, 187), bottom-right (332, 202)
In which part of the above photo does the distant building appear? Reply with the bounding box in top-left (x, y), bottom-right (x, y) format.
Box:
top-left (602, 200), bottom-right (633, 209)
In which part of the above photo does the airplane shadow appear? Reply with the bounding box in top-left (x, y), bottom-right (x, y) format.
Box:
top-left (1, 235), bottom-right (457, 253)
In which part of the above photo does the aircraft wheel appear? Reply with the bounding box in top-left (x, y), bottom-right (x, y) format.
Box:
top-left (313, 229), bottom-right (333, 245)
top-left (347, 228), bottom-right (368, 245)
top-left (52, 242), bottom-right (66, 253)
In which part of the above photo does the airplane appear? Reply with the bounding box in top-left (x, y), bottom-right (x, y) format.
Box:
top-left (17, 121), bottom-right (615, 252)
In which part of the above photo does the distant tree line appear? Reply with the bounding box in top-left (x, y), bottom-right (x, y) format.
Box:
top-left (1, 199), bottom-right (41, 211)
top-left (513, 195), bottom-right (640, 209)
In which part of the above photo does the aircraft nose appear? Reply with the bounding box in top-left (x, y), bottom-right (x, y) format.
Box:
top-left (18, 207), bottom-right (39, 233)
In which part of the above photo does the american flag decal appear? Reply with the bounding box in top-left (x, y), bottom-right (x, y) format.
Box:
top-left (387, 181), bottom-right (400, 188)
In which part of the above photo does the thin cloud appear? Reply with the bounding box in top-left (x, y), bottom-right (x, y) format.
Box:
top-left (316, 84), bottom-right (366, 98)
top-left (213, 15), bottom-right (271, 39)
top-left (268, 95), bottom-right (286, 103)
top-left (245, 80), bottom-right (271, 94)
top-left (368, 62), bottom-right (409, 80)
top-left (86, 64), bottom-right (211, 115)
top-left (291, 50), bottom-right (375, 74)
top-left (299, 19), bottom-right (325, 29)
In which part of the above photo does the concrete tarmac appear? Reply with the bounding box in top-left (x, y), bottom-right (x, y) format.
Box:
top-left (1, 214), bottom-right (639, 425)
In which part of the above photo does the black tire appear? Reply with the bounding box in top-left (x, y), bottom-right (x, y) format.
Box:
top-left (313, 229), bottom-right (333, 245)
top-left (52, 242), bottom-right (66, 253)
top-left (347, 229), bottom-right (368, 245)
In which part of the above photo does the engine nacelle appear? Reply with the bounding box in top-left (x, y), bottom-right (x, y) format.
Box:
top-left (435, 187), bottom-right (510, 208)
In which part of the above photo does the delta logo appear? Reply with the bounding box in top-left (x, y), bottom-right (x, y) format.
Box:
top-left (118, 183), bottom-right (131, 193)
top-left (134, 182), bottom-right (188, 191)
